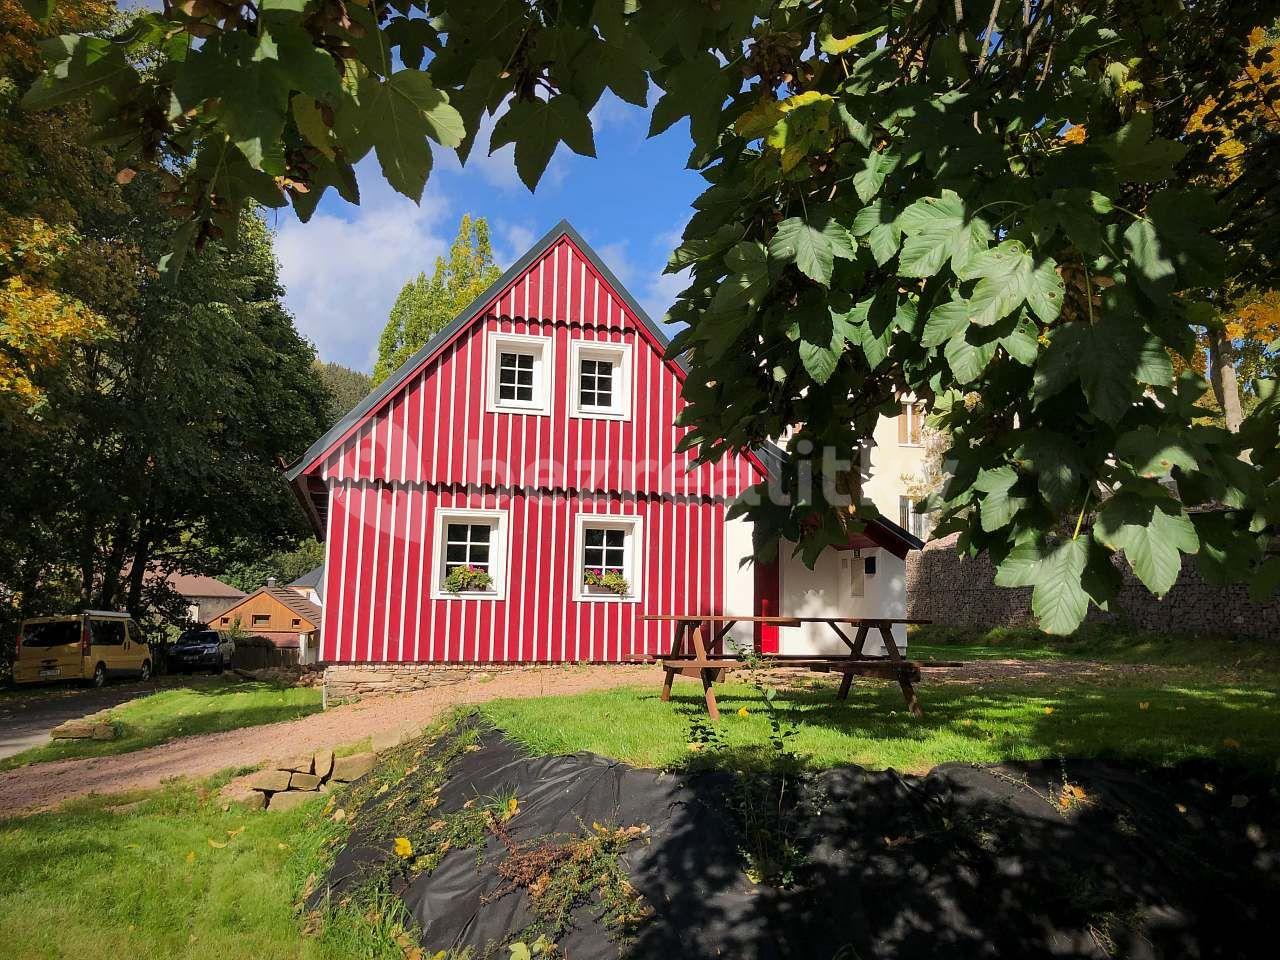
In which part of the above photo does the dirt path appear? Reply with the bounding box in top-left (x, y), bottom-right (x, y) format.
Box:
top-left (0, 666), bottom-right (651, 819)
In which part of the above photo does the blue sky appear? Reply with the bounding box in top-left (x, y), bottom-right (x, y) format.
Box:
top-left (273, 93), bottom-right (704, 371)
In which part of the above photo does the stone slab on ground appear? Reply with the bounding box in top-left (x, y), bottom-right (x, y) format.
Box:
top-left (290, 772), bottom-right (322, 791)
top-left (249, 769), bottom-right (292, 793)
top-left (50, 718), bottom-right (115, 741)
top-left (313, 748), bottom-right (335, 781)
top-left (280, 754), bottom-right (313, 774)
top-left (331, 752), bottom-right (376, 783)
top-left (322, 663), bottom-right (518, 703)
top-left (267, 790), bottom-right (316, 812)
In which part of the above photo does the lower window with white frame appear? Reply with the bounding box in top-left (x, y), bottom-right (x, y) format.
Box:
top-left (432, 507), bottom-right (508, 599)
top-left (574, 514), bottom-right (643, 602)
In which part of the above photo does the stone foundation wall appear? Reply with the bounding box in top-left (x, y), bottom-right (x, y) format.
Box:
top-left (322, 663), bottom-right (514, 705)
top-left (906, 534), bottom-right (1280, 638)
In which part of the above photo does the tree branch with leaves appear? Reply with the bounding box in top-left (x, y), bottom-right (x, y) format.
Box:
top-left (18, 0), bottom-right (1280, 632)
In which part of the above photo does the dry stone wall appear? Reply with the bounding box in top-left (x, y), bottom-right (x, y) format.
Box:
top-left (906, 534), bottom-right (1280, 638)
top-left (322, 663), bottom-right (515, 705)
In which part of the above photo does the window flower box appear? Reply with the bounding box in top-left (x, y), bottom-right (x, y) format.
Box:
top-left (583, 568), bottom-right (630, 597)
top-left (443, 565), bottom-right (493, 594)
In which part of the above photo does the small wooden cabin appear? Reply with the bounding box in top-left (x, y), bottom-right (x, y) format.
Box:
top-left (217, 580), bottom-right (322, 663)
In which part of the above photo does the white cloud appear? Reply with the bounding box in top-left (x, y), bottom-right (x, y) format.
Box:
top-left (641, 269), bottom-right (689, 326)
top-left (274, 172), bottom-right (451, 371)
top-left (495, 221), bottom-right (538, 267)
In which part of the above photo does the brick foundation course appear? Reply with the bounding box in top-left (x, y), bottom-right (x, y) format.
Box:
top-left (907, 533), bottom-right (1280, 638)
top-left (322, 663), bottom-right (516, 704)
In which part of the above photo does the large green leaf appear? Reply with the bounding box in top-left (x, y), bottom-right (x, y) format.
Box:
top-left (768, 216), bottom-right (855, 287)
top-left (1102, 111), bottom-right (1186, 183)
top-left (895, 190), bottom-right (990, 279)
top-left (1033, 315), bottom-right (1171, 422)
top-left (1250, 557), bottom-right (1280, 602)
top-left (944, 330), bottom-right (997, 384)
top-left (172, 32), bottom-right (291, 171)
top-left (1016, 430), bottom-right (1086, 510)
top-left (974, 466), bottom-right (1024, 531)
top-left (1094, 495), bottom-right (1199, 596)
top-left (921, 296), bottom-right (970, 347)
top-left (22, 34), bottom-right (137, 111)
top-left (852, 148), bottom-right (898, 202)
top-left (850, 200), bottom-right (901, 266)
top-left (1030, 537), bottom-right (1092, 635)
top-left (958, 240), bottom-right (1064, 326)
top-left (20, 0), bottom-right (53, 21)
top-left (1115, 428), bottom-right (1201, 478)
top-left (349, 70), bottom-right (465, 201)
top-left (491, 94), bottom-right (594, 191)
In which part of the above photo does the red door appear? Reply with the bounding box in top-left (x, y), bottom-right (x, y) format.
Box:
top-left (753, 545), bottom-right (781, 654)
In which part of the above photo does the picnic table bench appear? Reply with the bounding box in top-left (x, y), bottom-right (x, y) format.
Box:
top-left (637, 614), bottom-right (930, 721)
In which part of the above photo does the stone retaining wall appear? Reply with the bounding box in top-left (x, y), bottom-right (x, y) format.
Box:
top-left (322, 663), bottom-right (515, 705)
top-left (906, 534), bottom-right (1280, 638)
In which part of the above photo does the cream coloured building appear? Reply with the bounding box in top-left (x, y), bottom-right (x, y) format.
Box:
top-left (862, 401), bottom-right (931, 540)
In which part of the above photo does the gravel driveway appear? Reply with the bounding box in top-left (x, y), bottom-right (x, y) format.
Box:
top-left (0, 665), bottom-right (652, 818)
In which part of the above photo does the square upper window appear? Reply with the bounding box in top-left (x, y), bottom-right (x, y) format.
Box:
top-left (431, 507), bottom-right (509, 600)
top-left (486, 332), bottom-right (552, 415)
top-left (497, 351), bottom-right (535, 403)
top-left (569, 341), bottom-right (631, 420)
top-left (574, 514), bottom-right (643, 602)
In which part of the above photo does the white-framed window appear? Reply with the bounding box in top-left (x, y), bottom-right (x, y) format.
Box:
top-left (898, 401), bottom-right (925, 446)
top-left (569, 340), bottom-right (631, 420)
top-left (486, 332), bottom-right (553, 415)
top-left (899, 495), bottom-right (928, 540)
top-left (430, 507), bottom-right (509, 600)
top-left (573, 513), bottom-right (643, 602)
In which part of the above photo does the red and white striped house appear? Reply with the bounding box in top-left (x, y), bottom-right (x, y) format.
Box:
top-left (286, 222), bottom-right (920, 665)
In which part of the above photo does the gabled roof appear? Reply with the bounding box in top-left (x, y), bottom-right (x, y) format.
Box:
top-left (285, 219), bottom-right (685, 483)
top-left (289, 565), bottom-right (324, 590)
top-left (760, 441), bottom-right (925, 558)
top-left (120, 562), bottom-right (246, 599)
top-left (219, 584), bottom-right (322, 629)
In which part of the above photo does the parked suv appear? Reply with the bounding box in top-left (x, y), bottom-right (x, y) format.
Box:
top-left (13, 612), bottom-right (151, 687)
top-left (171, 628), bottom-right (235, 674)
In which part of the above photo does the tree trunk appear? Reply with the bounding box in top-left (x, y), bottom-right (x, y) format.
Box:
top-left (1207, 328), bottom-right (1243, 433)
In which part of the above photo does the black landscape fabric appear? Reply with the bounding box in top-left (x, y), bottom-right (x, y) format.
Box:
top-left (324, 723), bottom-right (1278, 959)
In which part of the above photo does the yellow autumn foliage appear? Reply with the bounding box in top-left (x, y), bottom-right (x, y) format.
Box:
top-left (0, 0), bottom-right (126, 408)
top-left (1185, 26), bottom-right (1280, 184)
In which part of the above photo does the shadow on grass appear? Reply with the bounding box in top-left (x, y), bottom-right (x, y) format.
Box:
top-left (626, 751), bottom-right (1279, 960)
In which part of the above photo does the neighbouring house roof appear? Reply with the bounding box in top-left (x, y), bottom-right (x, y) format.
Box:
top-left (218, 584), bottom-right (322, 630)
top-left (164, 571), bottom-right (247, 599)
top-left (289, 565), bottom-right (324, 594)
top-left (844, 514), bottom-right (925, 560)
top-left (121, 564), bottom-right (245, 599)
top-left (262, 584), bottom-right (323, 625)
top-left (760, 440), bottom-right (925, 559)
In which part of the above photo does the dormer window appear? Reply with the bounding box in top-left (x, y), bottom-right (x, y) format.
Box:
top-left (486, 332), bottom-right (552, 415)
top-left (569, 340), bottom-right (631, 420)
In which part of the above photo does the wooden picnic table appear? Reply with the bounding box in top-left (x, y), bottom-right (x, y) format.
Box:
top-left (639, 614), bottom-right (929, 721)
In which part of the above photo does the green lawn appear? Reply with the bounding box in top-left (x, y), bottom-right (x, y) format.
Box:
top-left (483, 676), bottom-right (1280, 774)
top-left (0, 774), bottom-right (415, 960)
top-left (0, 680), bottom-right (322, 771)
top-left (907, 622), bottom-right (1280, 672)
top-left (3, 657), bottom-right (1278, 959)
